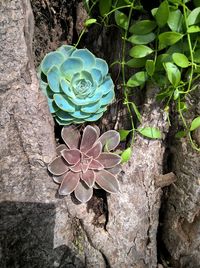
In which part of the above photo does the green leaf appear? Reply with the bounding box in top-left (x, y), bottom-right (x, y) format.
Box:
top-left (155, 54), bottom-right (172, 71)
top-left (129, 45), bottom-right (153, 58)
top-left (187, 7), bottom-right (200, 26)
top-left (126, 58), bottom-right (146, 68)
top-left (179, 102), bottom-right (187, 111)
top-left (175, 131), bottom-right (187, 138)
top-left (84, 18), bottom-right (97, 27)
top-left (121, 147), bottom-right (132, 163)
top-left (167, 9), bottom-right (183, 33)
top-left (164, 62), bottom-right (181, 87)
top-left (187, 25), bottom-right (200, 33)
top-left (127, 71), bottom-right (148, 87)
top-left (115, 10), bottom-right (129, 30)
top-left (190, 116), bottom-right (200, 131)
top-left (130, 102), bottom-right (142, 122)
top-left (173, 88), bottom-right (180, 100)
top-left (128, 32), bottom-right (156, 45)
top-left (158, 32), bottom-right (183, 50)
top-left (155, 0), bottom-right (169, 28)
top-left (137, 127), bottom-right (162, 139)
top-left (151, 8), bottom-right (158, 17)
top-left (193, 49), bottom-right (200, 63)
top-left (172, 53), bottom-right (189, 68)
top-left (145, 60), bottom-right (155, 76)
top-left (99, 0), bottom-right (112, 17)
top-left (119, 129), bottom-right (131, 141)
top-left (129, 20), bottom-right (157, 34)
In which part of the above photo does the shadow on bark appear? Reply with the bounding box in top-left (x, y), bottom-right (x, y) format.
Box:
top-left (0, 201), bottom-right (84, 268)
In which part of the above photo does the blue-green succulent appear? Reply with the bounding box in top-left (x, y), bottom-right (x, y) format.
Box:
top-left (38, 45), bottom-right (115, 125)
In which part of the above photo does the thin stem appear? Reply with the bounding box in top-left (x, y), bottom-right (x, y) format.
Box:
top-left (121, 1), bottom-right (135, 145)
top-left (74, 28), bottom-right (86, 48)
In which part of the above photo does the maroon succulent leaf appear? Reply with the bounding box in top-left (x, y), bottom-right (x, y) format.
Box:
top-left (70, 161), bottom-right (82, 173)
top-left (86, 141), bottom-right (102, 159)
top-left (107, 164), bottom-right (121, 175)
top-left (96, 153), bottom-right (121, 168)
top-left (61, 125), bottom-right (80, 149)
top-left (48, 125), bottom-right (122, 203)
top-left (81, 170), bottom-right (95, 187)
top-left (97, 130), bottom-right (120, 151)
top-left (95, 169), bottom-right (120, 193)
top-left (74, 180), bottom-right (93, 203)
top-left (61, 149), bottom-right (81, 165)
top-left (92, 125), bottom-right (100, 137)
top-left (56, 144), bottom-right (68, 155)
top-left (59, 171), bottom-right (80, 195)
top-left (48, 156), bottom-right (69, 176)
top-left (53, 174), bottom-right (66, 184)
top-left (80, 125), bottom-right (98, 153)
top-left (89, 159), bottom-right (104, 170)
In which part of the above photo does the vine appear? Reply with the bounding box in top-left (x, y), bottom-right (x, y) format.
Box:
top-left (82, 0), bottom-right (200, 158)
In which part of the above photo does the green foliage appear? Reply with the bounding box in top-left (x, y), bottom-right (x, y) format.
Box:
top-left (121, 147), bottom-right (132, 163)
top-left (83, 0), bottom-right (200, 151)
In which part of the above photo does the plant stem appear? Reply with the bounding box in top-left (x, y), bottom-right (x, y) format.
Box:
top-left (121, 0), bottom-right (135, 145)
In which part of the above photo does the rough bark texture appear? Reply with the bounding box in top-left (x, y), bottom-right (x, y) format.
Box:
top-left (0, 1), bottom-right (170, 267)
top-left (162, 92), bottom-right (200, 268)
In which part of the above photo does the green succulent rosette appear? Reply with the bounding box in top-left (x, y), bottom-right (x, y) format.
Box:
top-left (38, 45), bottom-right (115, 125)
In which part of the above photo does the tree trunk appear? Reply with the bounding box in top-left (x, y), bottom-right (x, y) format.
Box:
top-left (1, 1), bottom-right (199, 268)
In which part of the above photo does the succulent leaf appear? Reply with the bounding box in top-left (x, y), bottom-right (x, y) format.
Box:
top-left (41, 51), bottom-right (64, 74)
top-left (96, 153), bottom-right (121, 168)
top-left (61, 149), bottom-right (81, 165)
top-left (48, 156), bottom-right (69, 176)
top-left (48, 125), bottom-right (121, 203)
top-left (71, 49), bottom-right (96, 70)
top-left (80, 126), bottom-right (98, 153)
top-left (74, 181), bottom-right (93, 203)
top-left (86, 142), bottom-right (102, 158)
top-left (61, 125), bottom-right (80, 149)
top-left (98, 130), bottom-right (120, 151)
top-left (39, 45), bottom-right (114, 125)
top-left (95, 169), bottom-right (120, 193)
top-left (59, 171), bottom-right (80, 195)
top-left (81, 170), bottom-right (95, 188)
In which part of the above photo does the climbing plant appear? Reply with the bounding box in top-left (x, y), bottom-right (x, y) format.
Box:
top-left (83, 0), bottom-right (200, 154)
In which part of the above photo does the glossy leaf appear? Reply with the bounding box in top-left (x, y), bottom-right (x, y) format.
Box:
top-left (155, 0), bottom-right (169, 28)
top-left (190, 116), bottom-right (200, 131)
top-left (119, 129), bottom-right (131, 141)
top-left (129, 45), bottom-right (153, 58)
top-left (158, 32), bottom-right (183, 50)
top-left (187, 25), bottom-right (200, 33)
top-left (127, 71), bottom-right (148, 87)
top-left (115, 10), bottom-right (129, 30)
top-left (121, 147), bottom-right (132, 163)
top-left (99, 0), bottom-right (112, 16)
top-left (164, 62), bottom-right (181, 87)
top-left (128, 32), bottom-right (155, 45)
top-left (84, 18), bottom-right (97, 27)
top-left (145, 60), bottom-right (155, 76)
top-left (129, 20), bottom-right (157, 34)
top-left (137, 127), bottom-right (162, 139)
top-left (167, 9), bottom-right (183, 33)
top-left (172, 53), bottom-right (189, 68)
top-left (126, 58), bottom-right (146, 68)
top-left (187, 7), bottom-right (200, 26)
top-left (193, 49), bottom-right (200, 63)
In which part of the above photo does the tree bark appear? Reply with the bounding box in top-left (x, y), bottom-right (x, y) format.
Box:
top-left (162, 91), bottom-right (200, 268)
top-left (0, 1), bottom-right (175, 267)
